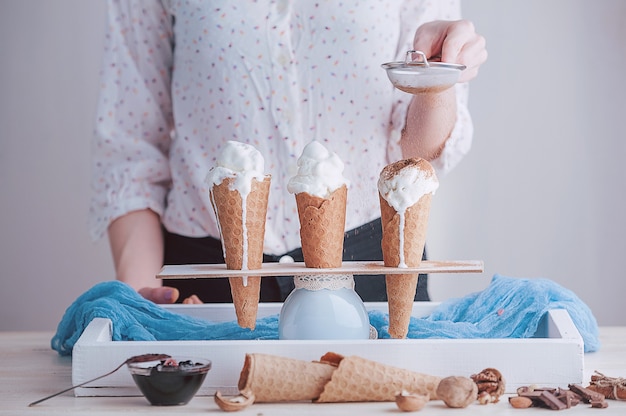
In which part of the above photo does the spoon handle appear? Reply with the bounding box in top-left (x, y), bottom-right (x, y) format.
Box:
top-left (28, 362), bottom-right (125, 406)
top-left (28, 353), bottom-right (171, 406)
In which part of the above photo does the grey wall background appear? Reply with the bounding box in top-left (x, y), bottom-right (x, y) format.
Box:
top-left (1, 1), bottom-right (624, 331)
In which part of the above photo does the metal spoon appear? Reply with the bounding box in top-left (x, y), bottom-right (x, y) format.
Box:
top-left (28, 353), bottom-right (171, 406)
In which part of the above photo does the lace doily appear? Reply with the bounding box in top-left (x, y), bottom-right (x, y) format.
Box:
top-left (293, 274), bottom-right (355, 291)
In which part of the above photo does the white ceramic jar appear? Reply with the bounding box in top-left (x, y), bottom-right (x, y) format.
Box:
top-left (278, 274), bottom-right (371, 340)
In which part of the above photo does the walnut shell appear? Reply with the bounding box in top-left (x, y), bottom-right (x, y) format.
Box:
top-left (395, 391), bottom-right (429, 412)
top-left (214, 391), bottom-right (254, 412)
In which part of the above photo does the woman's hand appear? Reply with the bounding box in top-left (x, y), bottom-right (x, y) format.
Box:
top-left (138, 286), bottom-right (203, 304)
top-left (413, 19), bottom-right (487, 83)
top-left (108, 210), bottom-right (204, 305)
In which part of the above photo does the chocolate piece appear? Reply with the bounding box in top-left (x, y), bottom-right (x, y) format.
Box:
top-left (568, 384), bottom-right (605, 403)
top-left (591, 399), bottom-right (609, 408)
top-left (538, 390), bottom-right (568, 410)
top-left (518, 389), bottom-right (544, 399)
top-left (533, 387), bottom-right (557, 393)
top-left (569, 384), bottom-right (608, 409)
top-left (553, 389), bottom-right (580, 408)
top-left (517, 391), bottom-right (543, 402)
top-left (516, 385), bottom-right (609, 410)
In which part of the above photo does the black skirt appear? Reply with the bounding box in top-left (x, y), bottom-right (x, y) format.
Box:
top-left (162, 218), bottom-right (429, 302)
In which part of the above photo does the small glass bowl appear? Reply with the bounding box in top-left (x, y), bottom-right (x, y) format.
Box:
top-left (127, 356), bottom-right (211, 406)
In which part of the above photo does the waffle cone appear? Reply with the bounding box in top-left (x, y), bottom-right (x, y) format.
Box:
top-left (384, 273), bottom-right (418, 339)
top-left (379, 192), bottom-right (431, 269)
top-left (238, 353), bottom-right (336, 402)
top-left (295, 185), bottom-right (347, 268)
top-left (379, 158), bottom-right (435, 338)
top-left (379, 193), bottom-right (432, 338)
top-left (210, 176), bottom-right (270, 329)
top-left (316, 354), bottom-right (441, 402)
top-left (228, 276), bottom-right (261, 329)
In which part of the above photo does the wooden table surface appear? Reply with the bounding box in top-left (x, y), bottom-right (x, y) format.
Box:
top-left (2, 328), bottom-right (625, 415)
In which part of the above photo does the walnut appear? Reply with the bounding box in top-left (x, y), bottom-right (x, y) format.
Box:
top-left (471, 368), bottom-right (505, 403)
top-left (477, 390), bottom-right (494, 405)
top-left (436, 376), bottom-right (478, 408)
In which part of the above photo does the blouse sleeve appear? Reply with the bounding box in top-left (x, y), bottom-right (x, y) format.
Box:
top-left (89, 0), bottom-right (174, 240)
top-left (387, 0), bottom-right (473, 179)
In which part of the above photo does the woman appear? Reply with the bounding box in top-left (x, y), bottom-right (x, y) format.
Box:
top-left (91, 1), bottom-right (487, 304)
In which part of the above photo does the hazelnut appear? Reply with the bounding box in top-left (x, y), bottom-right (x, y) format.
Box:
top-left (436, 376), bottom-right (478, 408)
top-left (395, 390), bottom-right (429, 412)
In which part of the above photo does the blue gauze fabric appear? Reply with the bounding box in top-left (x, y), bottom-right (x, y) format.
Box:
top-left (372, 274), bottom-right (600, 352)
top-left (51, 274), bottom-right (600, 356)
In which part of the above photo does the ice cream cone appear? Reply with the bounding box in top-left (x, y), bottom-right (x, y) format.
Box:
top-left (210, 175), bottom-right (270, 329)
top-left (380, 192), bottom-right (432, 338)
top-left (378, 158), bottom-right (437, 339)
top-left (227, 276), bottom-right (261, 329)
top-left (316, 354), bottom-right (441, 402)
top-left (238, 353), bottom-right (336, 402)
top-left (295, 184), bottom-right (347, 268)
top-left (237, 352), bottom-right (483, 406)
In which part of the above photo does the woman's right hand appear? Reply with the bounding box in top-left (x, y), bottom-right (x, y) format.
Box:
top-left (413, 19), bottom-right (487, 83)
top-left (108, 210), bottom-right (203, 305)
top-left (138, 286), bottom-right (203, 304)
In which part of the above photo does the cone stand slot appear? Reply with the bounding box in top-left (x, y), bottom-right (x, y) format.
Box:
top-left (157, 260), bottom-right (483, 280)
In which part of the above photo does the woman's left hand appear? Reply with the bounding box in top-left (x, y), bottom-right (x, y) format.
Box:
top-left (413, 19), bottom-right (488, 83)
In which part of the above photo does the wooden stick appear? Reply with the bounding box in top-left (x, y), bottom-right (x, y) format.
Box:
top-left (157, 260), bottom-right (484, 280)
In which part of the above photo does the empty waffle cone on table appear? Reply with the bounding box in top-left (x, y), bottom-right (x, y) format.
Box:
top-left (237, 353), bottom-right (335, 403)
top-left (232, 351), bottom-right (480, 408)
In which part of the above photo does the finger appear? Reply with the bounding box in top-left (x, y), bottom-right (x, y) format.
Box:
top-left (456, 36), bottom-right (488, 83)
top-left (458, 66), bottom-right (480, 84)
top-left (139, 286), bottom-right (180, 304)
top-left (182, 294), bottom-right (203, 304)
top-left (413, 22), bottom-right (444, 59)
top-left (440, 20), bottom-right (477, 64)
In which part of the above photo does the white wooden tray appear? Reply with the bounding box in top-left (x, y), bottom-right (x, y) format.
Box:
top-left (71, 303), bottom-right (583, 397)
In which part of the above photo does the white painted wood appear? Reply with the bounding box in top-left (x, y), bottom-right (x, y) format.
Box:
top-left (71, 304), bottom-right (582, 396)
top-left (3, 328), bottom-right (626, 415)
